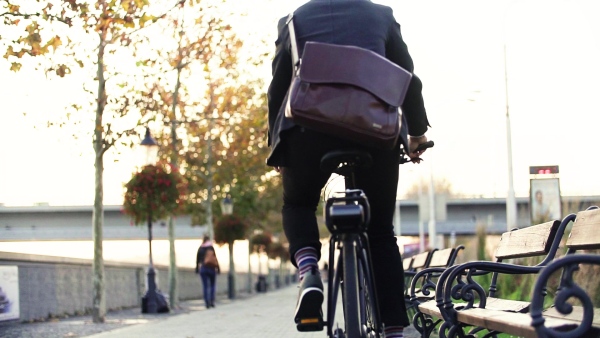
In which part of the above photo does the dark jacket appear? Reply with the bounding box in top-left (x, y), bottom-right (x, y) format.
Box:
top-left (195, 244), bottom-right (218, 272)
top-left (267, 0), bottom-right (430, 167)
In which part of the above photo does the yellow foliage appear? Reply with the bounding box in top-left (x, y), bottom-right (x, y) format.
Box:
top-left (46, 36), bottom-right (62, 52)
top-left (55, 64), bottom-right (70, 77)
top-left (3, 46), bottom-right (14, 59)
top-left (10, 62), bottom-right (22, 72)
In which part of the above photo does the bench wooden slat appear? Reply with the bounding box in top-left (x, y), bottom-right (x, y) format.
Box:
top-left (403, 257), bottom-right (413, 270)
top-left (494, 220), bottom-right (560, 259)
top-left (544, 306), bottom-right (600, 327)
top-left (568, 209), bottom-right (600, 250)
top-left (428, 248), bottom-right (454, 268)
top-left (417, 300), bottom-right (441, 318)
top-left (417, 298), bottom-right (530, 317)
top-left (411, 251), bottom-right (431, 270)
top-left (455, 307), bottom-right (579, 338)
top-left (483, 298), bottom-right (530, 313)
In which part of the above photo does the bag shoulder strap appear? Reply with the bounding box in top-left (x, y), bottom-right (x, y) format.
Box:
top-left (286, 13), bottom-right (300, 72)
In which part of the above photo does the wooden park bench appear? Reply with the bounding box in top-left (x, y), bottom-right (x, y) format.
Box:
top-left (403, 255), bottom-right (414, 271)
top-left (410, 216), bottom-right (567, 337)
top-left (403, 249), bottom-right (435, 318)
top-left (431, 206), bottom-right (600, 338)
top-left (404, 246), bottom-right (464, 324)
top-left (404, 250), bottom-right (435, 292)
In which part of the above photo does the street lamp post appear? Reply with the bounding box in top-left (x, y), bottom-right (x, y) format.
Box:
top-left (220, 195), bottom-right (235, 299)
top-left (141, 128), bottom-right (160, 314)
top-left (504, 44), bottom-right (517, 231)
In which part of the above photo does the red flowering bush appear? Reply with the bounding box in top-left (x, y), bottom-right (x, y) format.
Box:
top-left (122, 163), bottom-right (187, 225)
top-left (214, 215), bottom-right (249, 246)
top-left (250, 232), bottom-right (273, 254)
top-left (267, 241), bottom-right (290, 262)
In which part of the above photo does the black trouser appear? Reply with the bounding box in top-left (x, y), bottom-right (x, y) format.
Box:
top-left (281, 127), bottom-right (409, 327)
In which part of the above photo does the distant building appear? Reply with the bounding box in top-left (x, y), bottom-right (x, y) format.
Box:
top-left (0, 196), bottom-right (599, 241)
top-left (0, 205), bottom-right (204, 241)
top-left (397, 195), bottom-right (600, 236)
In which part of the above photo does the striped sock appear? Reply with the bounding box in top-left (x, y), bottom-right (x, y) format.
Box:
top-left (295, 247), bottom-right (319, 281)
top-left (384, 326), bottom-right (404, 338)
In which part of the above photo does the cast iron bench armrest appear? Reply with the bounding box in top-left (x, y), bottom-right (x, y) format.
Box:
top-left (435, 260), bottom-right (545, 324)
top-left (409, 245), bottom-right (466, 303)
top-left (409, 266), bottom-right (447, 304)
top-left (530, 254), bottom-right (600, 338)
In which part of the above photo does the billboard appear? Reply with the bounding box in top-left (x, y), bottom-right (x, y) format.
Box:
top-left (530, 178), bottom-right (562, 224)
top-left (0, 266), bottom-right (19, 321)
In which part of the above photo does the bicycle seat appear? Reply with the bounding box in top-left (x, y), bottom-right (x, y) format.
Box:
top-left (320, 150), bottom-right (373, 176)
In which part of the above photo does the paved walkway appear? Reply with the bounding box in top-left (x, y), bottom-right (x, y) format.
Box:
top-left (0, 284), bottom-right (435, 338)
top-left (85, 285), bottom-right (427, 338)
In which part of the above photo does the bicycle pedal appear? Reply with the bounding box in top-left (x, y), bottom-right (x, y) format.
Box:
top-left (296, 317), bottom-right (324, 332)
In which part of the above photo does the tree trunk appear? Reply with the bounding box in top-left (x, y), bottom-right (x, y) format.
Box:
top-left (92, 27), bottom-right (108, 324)
top-left (92, 149), bottom-right (105, 323)
top-left (258, 250), bottom-right (262, 276)
top-left (229, 241), bottom-right (235, 297)
top-left (168, 216), bottom-right (178, 308)
top-left (247, 241), bottom-right (252, 293)
top-left (205, 116), bottom-right (214, 239)
top-left (168, 44), bottom-right (183, 309)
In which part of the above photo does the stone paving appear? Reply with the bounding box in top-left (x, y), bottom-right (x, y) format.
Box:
top-left (0, 285), bottom-right (437, 338)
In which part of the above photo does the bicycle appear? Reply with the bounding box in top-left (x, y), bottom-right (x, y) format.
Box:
top-left (305, 141), bottom-right (433, 338)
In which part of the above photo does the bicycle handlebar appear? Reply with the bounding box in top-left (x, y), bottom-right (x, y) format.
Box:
top-left (399, 140), bottom-right (434, 164)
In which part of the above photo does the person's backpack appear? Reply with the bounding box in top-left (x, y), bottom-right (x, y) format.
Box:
top-left (203, 249), bottom-right (219, 268)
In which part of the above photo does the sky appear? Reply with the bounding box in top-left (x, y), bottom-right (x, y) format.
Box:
top-left (0, 0), bottom-right (599, 207)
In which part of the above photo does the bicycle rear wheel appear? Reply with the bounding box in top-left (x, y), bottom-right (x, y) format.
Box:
top-left (357, 240), bottom-right (382, 337)
top-left (342, 236), bottom-right (361, 338)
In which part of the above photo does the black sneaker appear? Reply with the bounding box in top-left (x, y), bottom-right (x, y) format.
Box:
top-left (294, 268), bottom-right (324, 332)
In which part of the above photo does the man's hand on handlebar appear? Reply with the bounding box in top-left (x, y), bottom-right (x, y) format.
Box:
top-left (408, 135), bottom-right (430, 164)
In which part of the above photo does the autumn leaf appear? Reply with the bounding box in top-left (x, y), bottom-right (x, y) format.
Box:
top-left (47, 36), bottom-right (62, 51)
top-left (3, 46), bottom-right (14, 59)
top-left (139, 14), bottom-right (155, 28)
top-left (10, 62), bottom-right (22, 72)
top-left (55, 64), bottom-right (70, 77)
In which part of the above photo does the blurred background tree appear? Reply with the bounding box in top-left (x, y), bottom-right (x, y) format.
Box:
top-left (250, 231), bottom-right (273, 277)
top-left (1, 0), bottom-right (181, 322)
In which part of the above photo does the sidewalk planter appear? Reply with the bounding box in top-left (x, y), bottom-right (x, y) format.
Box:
top-left (256, 275), bottom-right (268, 293)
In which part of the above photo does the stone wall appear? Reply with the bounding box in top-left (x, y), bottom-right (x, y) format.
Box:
top-left (0, 251), bottom-right (263, 322)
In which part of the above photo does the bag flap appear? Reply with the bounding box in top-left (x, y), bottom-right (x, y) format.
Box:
top-left (298, 42), bottom-right (413, 107)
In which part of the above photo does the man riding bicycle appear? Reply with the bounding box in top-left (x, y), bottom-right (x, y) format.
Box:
top-left (266, 1), bottom-right (431, 337)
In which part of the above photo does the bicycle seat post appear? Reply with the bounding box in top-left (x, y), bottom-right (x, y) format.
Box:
top-left (320, 150), bottom-right (373, 234)
top-left (338, 162), bottom-right (358, 192)
top-left (320, 150), bottom-right (373, 191)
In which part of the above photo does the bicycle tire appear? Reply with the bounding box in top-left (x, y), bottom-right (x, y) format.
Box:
top-left (357, 253), bottom-right (370, 337)
top-left (357, 242), bottom-right (382, 337)
top-left (342, 236), bottom-right (361, 338)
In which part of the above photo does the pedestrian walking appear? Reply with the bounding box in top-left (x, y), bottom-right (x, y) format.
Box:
top-left (196, 235), bottom-right (221, 308)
